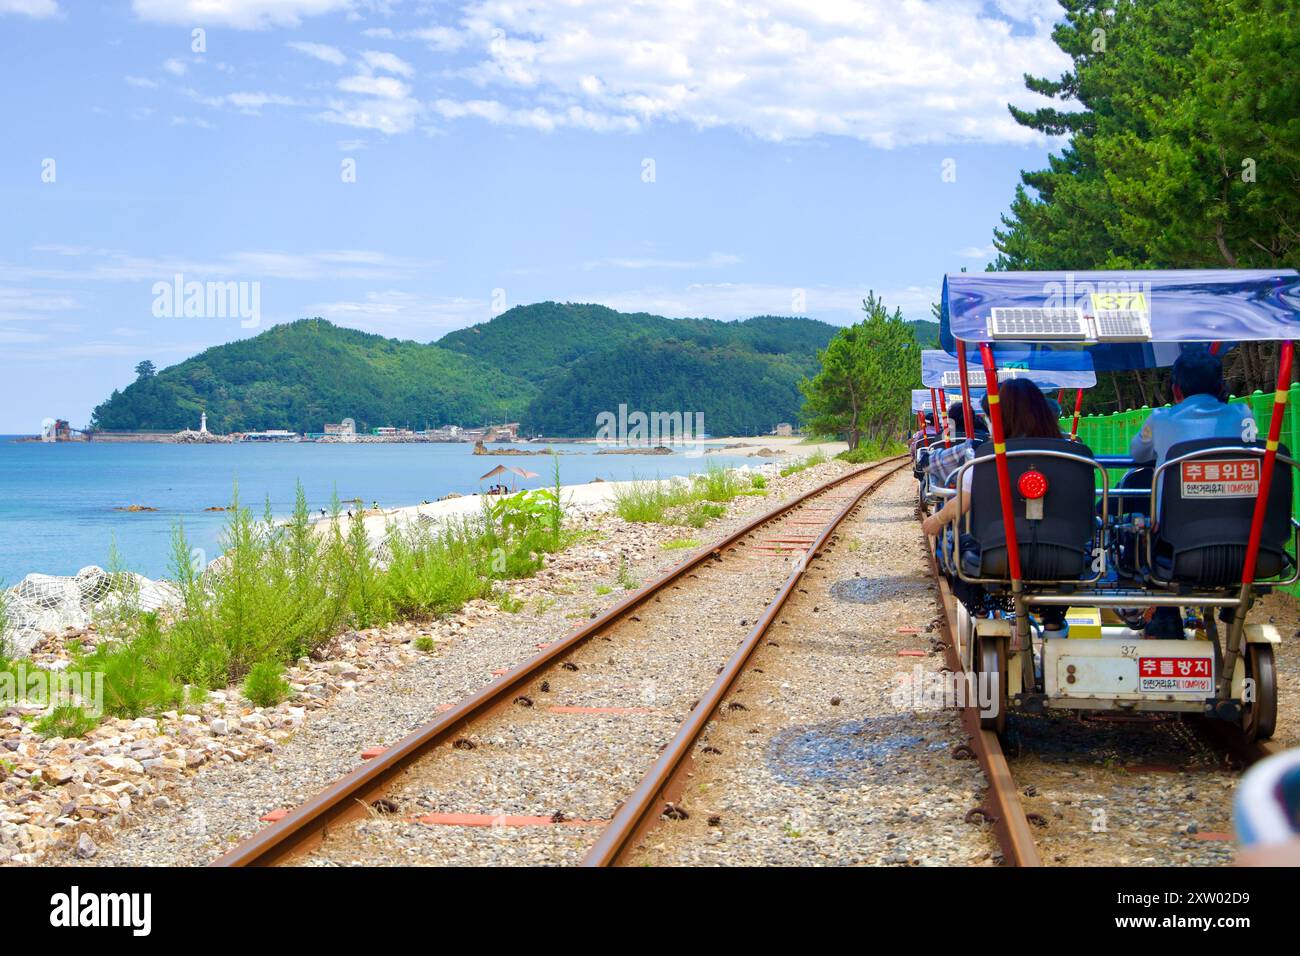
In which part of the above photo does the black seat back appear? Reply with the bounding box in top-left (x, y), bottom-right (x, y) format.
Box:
top-left (966, 437), bottom-right (1097, 580)
top-left (1153, 438), bottom-right (1292, 586)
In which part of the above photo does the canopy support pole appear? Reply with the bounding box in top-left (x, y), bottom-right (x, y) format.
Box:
top-left (1070, 388), bottom-right (1084, 440)
top-left (929, 388), bottom-right (940, 438)
top-left (1220, 339), bottom-right (1293, 698)
top-left (938, 388), bottom-right (951, 447)
top-left (979, 343), bottom-right (1029, 657)
top-left (955, 341), bottom-right (976, 440)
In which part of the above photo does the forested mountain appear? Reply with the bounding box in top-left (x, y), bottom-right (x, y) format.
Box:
top-left (524, 337), bottom-right (820, 436)
top-left (90, 319), bottom-right (535, 434)
top-left (90, 304), bottom-right (843, 436)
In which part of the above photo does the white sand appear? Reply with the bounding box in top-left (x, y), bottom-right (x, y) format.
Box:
top-left (317, 438), bottom-right (843, 542)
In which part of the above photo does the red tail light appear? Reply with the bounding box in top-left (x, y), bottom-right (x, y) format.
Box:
top-left (1018, 470), bottom-right (1048, 499)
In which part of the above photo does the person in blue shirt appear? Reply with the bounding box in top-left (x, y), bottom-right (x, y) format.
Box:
top-left (1126, 349), bottom-right (1254, 637)
top-left (1130, 349), bottom-right (1254, 469)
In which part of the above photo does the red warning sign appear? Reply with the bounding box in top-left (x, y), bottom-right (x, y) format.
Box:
top-left (1179, 458), bottom-right (1259, 499)
top-left (1138, 656), bottom-right (1213, 692)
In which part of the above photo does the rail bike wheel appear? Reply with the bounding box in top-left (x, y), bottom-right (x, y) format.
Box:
top-left (977, 635), bottom-right (1007, 735)
top-left (1241, 643), bottom-right (1277, 742)
top-left (956, 601), bottom-right (976, 674)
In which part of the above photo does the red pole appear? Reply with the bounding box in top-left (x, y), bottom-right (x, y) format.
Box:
top-left (938, 388), bottom-right (951, 447)
top-left (1241, 340), bottom-right (1293, 586)
top-left (955, 340), bottom-right (976, 440)
top-left (929, 388), bottom-right (940, 437)
top-left (1209, 341), bottom-right (1222, 356)
top-left (980, 342), bottom-right (1022, 582)
top-left (1070, 388), bottom-right (1084, 440)
top-left (1057, 389), bottom-right (1065, 406)
top-left (916, 410), bottom-right (925, 433)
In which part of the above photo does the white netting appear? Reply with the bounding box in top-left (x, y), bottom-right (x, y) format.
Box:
top-left (1, 566), bottom-right (181, 657)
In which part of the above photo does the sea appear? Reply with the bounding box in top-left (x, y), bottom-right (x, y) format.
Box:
top-left (0, 438), bottom-right (758, 584)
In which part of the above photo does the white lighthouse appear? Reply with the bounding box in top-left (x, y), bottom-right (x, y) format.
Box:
top-left (199, 411), bottom-right (208, 434)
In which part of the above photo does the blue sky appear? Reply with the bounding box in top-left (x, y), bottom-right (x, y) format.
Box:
top-left (0, 0), bottom-right (1071, 432)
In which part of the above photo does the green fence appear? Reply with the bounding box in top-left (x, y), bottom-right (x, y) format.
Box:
top-left (1062, 385), bottom-right (1300, 594)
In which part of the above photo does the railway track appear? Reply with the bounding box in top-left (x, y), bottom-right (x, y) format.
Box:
top-left (924, 536), bottom-right (1286, 868)
top-left (211, 456), bottom-right (908, 866)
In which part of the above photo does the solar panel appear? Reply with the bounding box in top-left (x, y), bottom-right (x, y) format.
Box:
top-left (1093, 309), bottom-right (1152, 342)
top-left (988, 307), bottom-right (1088, 340)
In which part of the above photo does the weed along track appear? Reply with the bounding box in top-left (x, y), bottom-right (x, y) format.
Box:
top-left (210, 457), bottom-right (908, 866)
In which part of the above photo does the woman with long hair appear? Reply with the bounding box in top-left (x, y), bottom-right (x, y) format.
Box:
top-left (921, 380), bottom-right (1061, 537)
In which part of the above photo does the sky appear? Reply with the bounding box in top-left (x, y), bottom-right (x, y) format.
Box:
top-left (0, 0), bottom-right (1072, 433)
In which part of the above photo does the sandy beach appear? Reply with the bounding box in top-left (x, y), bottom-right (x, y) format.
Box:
top-left (333, 436), bottom-right (845, 542)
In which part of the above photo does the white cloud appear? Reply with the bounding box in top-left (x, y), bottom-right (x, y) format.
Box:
top-left (124, 75), bottom-right (159, 89)
top-left (585, 281), bottom-right (939, 325)
top-left (183, 87), bottom-right (298, 113)
top-left (442, 0), bottom-right (1068, 145)
top-left (431, 97), bottom-right (638, 133)
top-left (287, 40), bottom-right (348, 66)
top-left (162, 57), bottom-right (188, 77)
top-left (360, 49), bottom-right (414, 77)
top-left (583, 252), bottom-right (741, 271)
top-left (299, 290), bottom-right (485, 337)
top-left (958, 244), bottom-right (997, 259)
top-left (323, 70), bottom-right (422, 134)
top-left (131, 0), bottom-right (351, 29)
top-left (0, 0), bottom-right (59, 18)
top-left (2, 247), bottom-right (435, 283)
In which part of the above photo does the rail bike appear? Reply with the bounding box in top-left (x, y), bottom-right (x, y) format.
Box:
top-left (922, 269), bottom-right (1300, 742)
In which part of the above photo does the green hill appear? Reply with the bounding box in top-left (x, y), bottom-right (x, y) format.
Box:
top-left (90, 304), bottom-right (843, 436)
top-left (90, 319), bottom-right (534, 434)
top-left (524, 337), bottom-right (820, 437)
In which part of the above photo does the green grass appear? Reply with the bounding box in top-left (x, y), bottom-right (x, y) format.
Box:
top-left (594, 584), bottom-right (613, 596)
top-left (779, 449), bottom-right (829, 477)
top-left (836, 439), bottom-right (906, 463)
top-left (43, 477), bottom-right (576, 736)
top-left (414, 635), bottom-right (436, 652)
top-left (35, 704), bottom-right (98, 740)
top-left (243, 661), bottom-right (291, 707)
top-left (662, 537), bottom-right (701, 551)
top-left (612, 463), bottom-right (751, 528)
top-left (749, 473), bottom-right (767, 490)
top-left (495, 590), bottom-right (524, 613)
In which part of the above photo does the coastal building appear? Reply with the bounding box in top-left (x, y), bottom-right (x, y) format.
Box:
top-left (773, 422), bottom-right (794, 437)
top-left (324, 418), bottom-right (356, 439)
top-left (486, 422), bottom-right (520, 442)
top-left (240, 429), bottom-right (299, 442)
top-left (41, 419), bottom-right (72, 442)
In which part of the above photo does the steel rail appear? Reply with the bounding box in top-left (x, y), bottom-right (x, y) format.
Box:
top-left (582, 458), bottom-right (910, 866)
top-left (211, 456), bottom-right (907, 867)
top-left (925, 542), bottom-right (1043, 867)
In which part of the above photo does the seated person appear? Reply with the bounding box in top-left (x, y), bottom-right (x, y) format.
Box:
top-left (1130, 348), bottom-right (1253, 470)
top-left (921, 381), bottom-right (1069, 633)
top-left (1126, 349), bottom-right (1254, 637)
top-left (924, 400), bottom-right (981, 488)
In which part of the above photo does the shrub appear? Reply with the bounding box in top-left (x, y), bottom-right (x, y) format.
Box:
top-left (243, 661), bottom-right (291, 708)
top-left (35, 704), bottom-right (98, 740)
top-left (750, 473), bottom-right (767, 490)
top-left (414, 636), bottom-right (435, 652)
top-left (836, 439), bottom-right (906, 463)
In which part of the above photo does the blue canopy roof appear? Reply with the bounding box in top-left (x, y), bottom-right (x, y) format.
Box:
top-left (920, 349), bottom-right (1096, 390)
top-left (939, 269), bottom-right (1300, 371)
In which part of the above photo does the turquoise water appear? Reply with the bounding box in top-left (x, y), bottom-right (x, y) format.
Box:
top-left (0, 439), bottom-right (754, 583)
